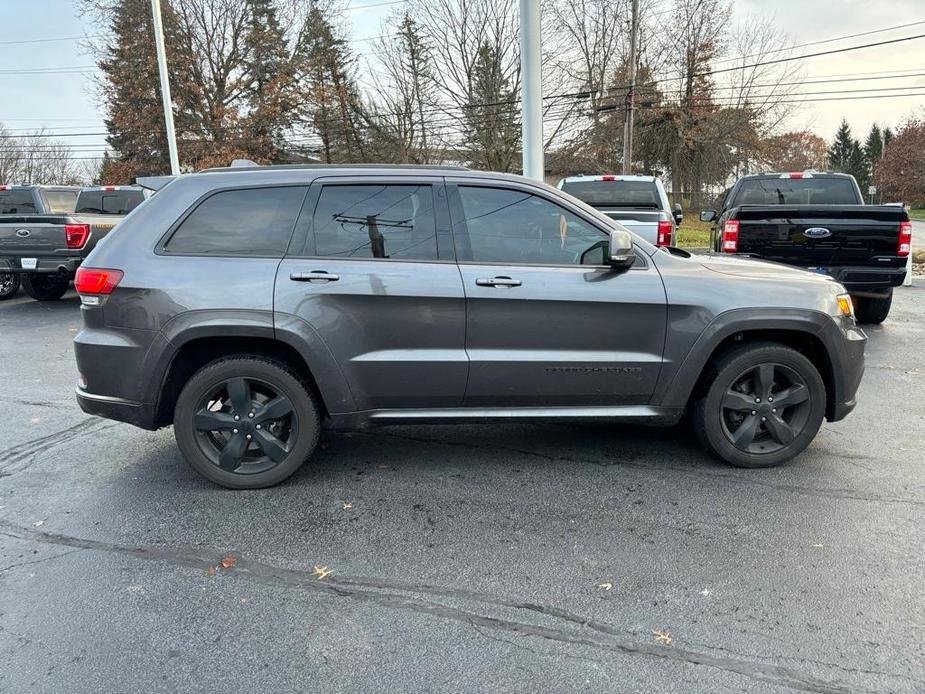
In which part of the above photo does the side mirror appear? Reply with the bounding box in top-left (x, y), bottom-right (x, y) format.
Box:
top-left (607, 229), bottom-right (635, 268)
top-left (699, 209), bottom-right (716, 222)
top-left (673, 203), bottom-right (684, 224)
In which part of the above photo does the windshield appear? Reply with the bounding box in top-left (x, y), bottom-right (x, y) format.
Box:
top-left (561, 180), bottom-right (661, 208)
top-left (75, 190), bottom-right (145, 215)
top-left (731, 177), bottom-right (859, 206)
top-left (0, 190), bottom-right (37, 214)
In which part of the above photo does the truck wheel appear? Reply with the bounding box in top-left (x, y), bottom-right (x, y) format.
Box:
top-left (21, 273), bottom-right (69, 301)
top-left (853, 290), bottom-right (892, 325)
top-left (0, 272), bottom-right (20, 300)
top-left (173, 356), bottom-right (320, 489)
top-left (692, 342), bottom-right (826, 468)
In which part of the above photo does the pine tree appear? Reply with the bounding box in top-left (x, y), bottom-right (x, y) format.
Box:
top-left (864, 123), bottom-right (883, 163)
top-left (827, 119), bottom-right (855, 172)
top-left (294, 2), bottom-right (367, 162)
top-left (882, 126), bottom-right (894, 151)
top-left (98, 0), bottom-right (191, 181)
top-left (463, 41), bottom-right (520, 172)
top-left (243, 0), bottom-right (293, 162)
top-left (847, 140), bottom-right (869, 191)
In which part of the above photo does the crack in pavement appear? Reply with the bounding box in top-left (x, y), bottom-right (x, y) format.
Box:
top-left (0, 521), bottom-right (906, 694)
top-left (363, 431), bottom-right (923, 507)
top-left (0, 419), bottom-right (116, 477)
top-left (0, 548), bottom-right (83, 574)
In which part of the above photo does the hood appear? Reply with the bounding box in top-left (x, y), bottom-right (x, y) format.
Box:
top-left (697, 253), bottom-right (839, 285)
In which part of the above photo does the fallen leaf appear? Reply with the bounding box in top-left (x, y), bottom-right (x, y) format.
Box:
top-left (207, 566), bottom-right (216, 576)
top-left (312, 565), bottom-right (332, 580)
top-left (342, 501), bottom-right (353, 510)
top-left (220, 554), bottom-right (237, 569)
top-left (653, 629), bottom-right (672, 645)
top-left (376, 465), bottom-right (392, 470)
top-left (597, 582), bottom-right (613, 591)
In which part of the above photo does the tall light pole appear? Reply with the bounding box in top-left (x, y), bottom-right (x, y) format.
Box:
top-left (622, 0), bottom-right (640, 175)
top-left (151, 0), bottom-right (180, 175)
top-left (520, 0), bottom-right (543, 180)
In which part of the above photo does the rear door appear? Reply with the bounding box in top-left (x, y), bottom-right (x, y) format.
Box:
top-left (448, 181), bottom-right (667, 407)
top-left (274, 176), bottom-right (467, 410)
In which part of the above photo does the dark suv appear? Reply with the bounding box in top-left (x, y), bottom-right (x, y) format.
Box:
top-left (74, 165), bottom-right (866, 489)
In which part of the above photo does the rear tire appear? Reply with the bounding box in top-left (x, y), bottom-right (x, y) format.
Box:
top-left (21, 273), bottom-right (69, 301)
top-left (0, 272), bottom-right (19, 300)
top-left (853, 290), bottom-right (892, 325)
top-left (174, 356), bottom-right (320, 489)
top-left (691, 342), bottom-right (826, 468)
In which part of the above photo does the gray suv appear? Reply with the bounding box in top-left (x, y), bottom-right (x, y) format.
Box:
top-left (73, 165), bottom-right (866, 489)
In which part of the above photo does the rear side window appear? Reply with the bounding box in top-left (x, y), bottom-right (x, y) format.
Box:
top-left (76, 190), bottom-right (145, 215)
top-left (310, 184), bottom-right (438, 260)
top-left (0, 190), bottom-right (38, 214)
top-left (44, 190), bottom-right (78, 213)
top-left (561, 180), bottom-right (660, 208)
top-left (731, 177), bottom-right (859, 205)
top-left (165, 186), bottom-right (307, 256)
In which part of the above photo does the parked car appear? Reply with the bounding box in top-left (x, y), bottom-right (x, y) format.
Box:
top-left (74, 164), bottom-right (865, 489)
top-left (700, 171), bottom-right (911, 324)
top-left (0, 185), bottom-right (146, 301)
top-left (0, 184), bottom-right (80, 300)
top-left (558, 174), bottom-right (682, 246)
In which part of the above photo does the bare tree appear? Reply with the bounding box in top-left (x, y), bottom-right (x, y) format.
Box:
top-left (0, 124), bottom-right (24, 183)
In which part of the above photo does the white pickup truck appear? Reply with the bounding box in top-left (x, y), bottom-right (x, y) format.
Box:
top-left (558, 174), bottom-right (683, 247)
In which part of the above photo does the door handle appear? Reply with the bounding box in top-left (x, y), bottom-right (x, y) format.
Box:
top-left (290, 271), bottom-right (340, 282)
top-left (475, 276), bottom-right (522, 287)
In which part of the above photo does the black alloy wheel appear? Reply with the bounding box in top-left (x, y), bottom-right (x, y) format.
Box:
top-left (720, 363), bottom-right (811, 455)
top-left (692, 342), bottom-right (826, 468)
top-left (174, 357), bottom-right (320, 489)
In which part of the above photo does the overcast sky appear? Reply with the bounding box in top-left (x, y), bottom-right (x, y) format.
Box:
top-left (0, 0), bottom-right (922, 166)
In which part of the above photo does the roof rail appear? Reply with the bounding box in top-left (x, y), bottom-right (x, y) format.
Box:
top-left (198, 163), bottom-right (472, 173)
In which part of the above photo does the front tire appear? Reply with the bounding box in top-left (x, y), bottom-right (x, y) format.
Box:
top-left (21, 273), bottom-right (69, 301)
top-left (174, 356), bottom-right (320, 489)
top-left (853, 290), bottom-right (892, 325)
top-left (0, 272), bottom-right (19, 300)
top-left (692, 342), bottom-right (826, 468)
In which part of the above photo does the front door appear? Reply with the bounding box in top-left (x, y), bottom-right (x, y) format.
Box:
top-left (448, 181), bottom-right (667, 407)
top-left (275, 177), bottom-right (467, 410)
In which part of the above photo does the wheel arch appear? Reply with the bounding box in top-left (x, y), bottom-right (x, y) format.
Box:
top-left (657, 309), bottom-right (839, 420)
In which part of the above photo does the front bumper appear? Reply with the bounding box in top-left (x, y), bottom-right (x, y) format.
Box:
top-left (824, 319), bottom-right (866, 422)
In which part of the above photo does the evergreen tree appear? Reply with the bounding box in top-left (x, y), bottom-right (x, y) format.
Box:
top-left (293, 2), bottom-right (367, 162)
top-left (882, 126), bottom-right (894, 151)
top-left (827, 119), bottom-right (855, 172)
top-left (847, 140), bottom-right (869, 191)
top-left (463, 41), bottom-right (520, 172)
top-left (864, 123), bottom-right (883, 163)
top-left (243, 0), bottom-right (293, 162)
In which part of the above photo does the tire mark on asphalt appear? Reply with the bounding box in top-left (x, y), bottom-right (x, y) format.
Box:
top-left (0, 419), bottom-right (116, 477)
top-left (0, 521), bottom-right (902, 694)
top-left (361, 431), bottom-right (924, 507)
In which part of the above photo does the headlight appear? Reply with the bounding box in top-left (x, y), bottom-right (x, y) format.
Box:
top-left (836, 293), bottom-right (854, 318)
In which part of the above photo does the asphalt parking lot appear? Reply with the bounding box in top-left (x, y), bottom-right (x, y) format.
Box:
top-left (1, 286), bottom-right (923, 694)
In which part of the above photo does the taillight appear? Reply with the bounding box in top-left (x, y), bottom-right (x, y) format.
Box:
top-left (75, 267), bottom-right (123, 296)
top-left (722, 220), bottom-right (739, 252)
top-left (898, 221), bottom-right (912, 257)
top-left (601, 175), bottom-right (616, 181)
top-left (657, 219), bottom-right (673, 246)
top-left (104, 186), bottom-right (116, 191)
top-left (65, 224), bottom-right (90, 249)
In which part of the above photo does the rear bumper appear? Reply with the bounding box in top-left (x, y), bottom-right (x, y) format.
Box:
top-left (76, 387), bottom-right (157, 430)
top-left (0, 256), bottom-right (81, 274)
top-left (820, 265), bottom-right (906, 292)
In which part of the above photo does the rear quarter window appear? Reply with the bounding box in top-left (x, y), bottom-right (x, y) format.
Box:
top-left (43, 190), bottom-right (78, 214)
top-left (164, 186), bottom-right (308, 256)
top-left (0, 190), bottom-right (38, 214)
top-left (76, 190), bottom-right (145, 215)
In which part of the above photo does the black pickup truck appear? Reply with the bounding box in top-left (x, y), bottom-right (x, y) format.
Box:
top-left (0, 185), bottom-right (146, 301)
top-left (700, 172), bottom-right (911, 324)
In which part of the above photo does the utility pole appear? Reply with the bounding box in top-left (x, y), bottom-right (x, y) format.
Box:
top-left (520, 0), bottom-right (543, 180)
top-left (622, 0), bottom-right (640, 175)
top-left (151, 0), bottom-right (180, 175)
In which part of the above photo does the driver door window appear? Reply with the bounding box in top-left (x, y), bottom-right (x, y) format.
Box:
top-left (455, 186), bottom-right (607, 265)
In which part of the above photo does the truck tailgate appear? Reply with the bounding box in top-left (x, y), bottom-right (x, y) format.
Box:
top-left (598, 209), bottom-right (659, 244)
top-left (735, 205), bottom-right (905, 266)
top-left (0, 216), bottom-right (70, 255)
